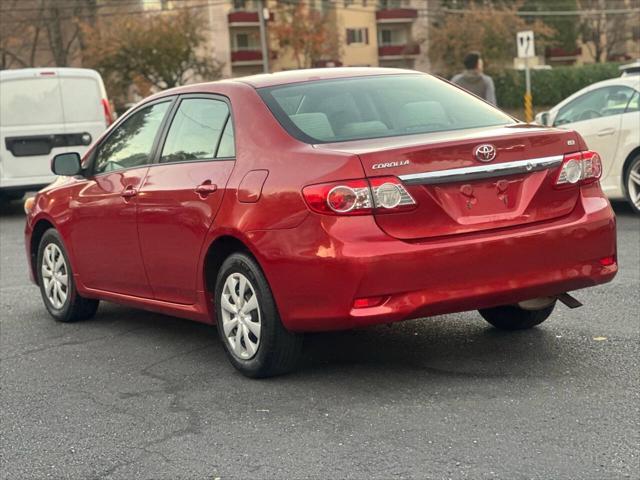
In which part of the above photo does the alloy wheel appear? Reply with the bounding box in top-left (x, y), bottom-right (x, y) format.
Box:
top-left (220, 272), bottom-right (261, 360)
top-left (627, 158), bottom-right (640, 210)
top-left (41, 243), bottom-right (68, 309)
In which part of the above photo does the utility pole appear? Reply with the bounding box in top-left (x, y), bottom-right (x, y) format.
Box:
top-left (258, 0), bottom-right (270, 73)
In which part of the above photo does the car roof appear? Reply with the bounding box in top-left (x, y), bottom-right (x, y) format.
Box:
top-left (583, 76), bottom-right (640, 90)
top-left (232, 67), bottom-right (419, 88)
top-left (0, 67), bottom-right (103, 81)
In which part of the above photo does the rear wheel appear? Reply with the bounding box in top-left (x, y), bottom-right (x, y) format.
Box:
top-left (215, 253), bottom-right (302, 378)
top-left (37, 229), bottom-right (99, 322)
top-left (624, 154), bottom-right (640, 214)
top-left (479, 302), bottom-right (555, 330)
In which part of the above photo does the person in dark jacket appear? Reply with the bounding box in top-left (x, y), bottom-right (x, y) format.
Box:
top-left (451, 52), bottom-right (497, 105)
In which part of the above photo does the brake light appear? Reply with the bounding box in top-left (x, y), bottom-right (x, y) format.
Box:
top-left (302, 177), bottom-right (416, 215)
top-left (101, 98), bottom-right (114, 127)
top-left (555, 151), bottom-right (602, 187)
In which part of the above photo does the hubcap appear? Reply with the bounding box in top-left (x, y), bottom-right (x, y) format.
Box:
top-left (220, 273), bottom-right (261, 360)
top-left (628, 159), bottom-right (640, 210)
top-left (41, 243), bottom-right (68, 309)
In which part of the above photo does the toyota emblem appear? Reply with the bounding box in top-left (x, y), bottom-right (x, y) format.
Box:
top-left (474, 144), bottom-right (497, 162)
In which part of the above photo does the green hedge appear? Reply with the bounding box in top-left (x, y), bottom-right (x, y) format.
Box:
top-left (492, 63), bottom-right (621, 109)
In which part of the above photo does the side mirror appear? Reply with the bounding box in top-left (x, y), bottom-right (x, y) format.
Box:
top-left (51, 152), bottom-right (82, 176)
top-left (535, 111), bottom-right (550, 126)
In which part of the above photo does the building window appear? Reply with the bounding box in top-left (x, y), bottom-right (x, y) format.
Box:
top-left (344, 0), bottom-right (353, 6)
top-left (346, 28), bottom-right (369, 45)
top-left (380, 30), bottom-right (392, 46)
top-left (233, 0), bottom-right (246, 9)
top-left (378, 28), bottom-right (407, 46)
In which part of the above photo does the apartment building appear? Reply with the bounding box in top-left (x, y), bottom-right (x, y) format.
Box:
top-left (223, 0), bottom-right (430, 77)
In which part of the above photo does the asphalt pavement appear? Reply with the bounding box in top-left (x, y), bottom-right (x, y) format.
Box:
top-left (1, 199), bottom-right (638, 480)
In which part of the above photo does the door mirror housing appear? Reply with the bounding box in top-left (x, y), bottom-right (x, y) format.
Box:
top-left (51, 152), bottom-right (82, 176)
top-left (535, 111), bottom-right (550, 126)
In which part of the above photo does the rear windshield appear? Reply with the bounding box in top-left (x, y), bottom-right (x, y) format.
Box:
top-left (0, 78), bottom-right (64, 127)
top-left (258, 74), bottom-right (515, 144)
top-left (0, 76), bottom-right (102, 127)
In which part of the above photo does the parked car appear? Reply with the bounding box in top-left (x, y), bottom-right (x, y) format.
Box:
top-left (535, 76), bottom-right (640, 213)
top-left (0, 68), bottom-right (113, 201)
top-left (25, 68), bottom-right (617, 377)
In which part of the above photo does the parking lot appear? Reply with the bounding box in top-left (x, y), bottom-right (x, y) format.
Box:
top-left (1, 199), bottom-right (638, 479)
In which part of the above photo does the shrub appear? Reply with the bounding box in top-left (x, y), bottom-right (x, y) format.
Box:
top-left (492, 63), bottom-right (621, 109)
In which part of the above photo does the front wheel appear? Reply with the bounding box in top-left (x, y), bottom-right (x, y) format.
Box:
top-left (624, 154), bottom-right (640, 214)
top-left (215, 253), bottom-right (302, 378)
top-left (37, 229), bottom-right (99, 322)
top-left (479, 302), bottom-right (555, 330)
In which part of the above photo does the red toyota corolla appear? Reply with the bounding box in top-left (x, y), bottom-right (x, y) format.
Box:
top-left (24, 68), bottom-right (617, 377)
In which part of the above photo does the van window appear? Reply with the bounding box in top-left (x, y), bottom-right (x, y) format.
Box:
top-left (258, 74), bottom-right (514, 143)
top-left (60, 77), bottom-right (103, 123)
top-left (0, 78), bottom-right (64, 127)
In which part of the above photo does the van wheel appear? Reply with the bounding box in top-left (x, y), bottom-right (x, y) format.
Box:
top-left (215, 253), bottom-right (302, 378)
top-left (479, 302), bottom-right (555, 330)
top-left (624, 154), bottom-right (640, 214)
top-left (37, 229), bottom-right (99, 322)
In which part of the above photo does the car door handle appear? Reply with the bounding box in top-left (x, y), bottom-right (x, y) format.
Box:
top-left (597, 128), bottom-right (616, 136)
top-left (195, 182), bottom-right (218, 196)
top-left (121, 186), bottom-right (138, 199)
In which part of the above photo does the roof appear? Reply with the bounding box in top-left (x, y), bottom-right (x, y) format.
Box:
top-left (0, 67), bottom-right (103, 81)
top-left (234, 67), bottom-right (419, 88)
top-left (588, 76), bottom-right (640, 89)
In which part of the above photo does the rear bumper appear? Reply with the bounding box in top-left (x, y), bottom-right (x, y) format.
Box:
top-left (250, 183), bottom-right (617, 332)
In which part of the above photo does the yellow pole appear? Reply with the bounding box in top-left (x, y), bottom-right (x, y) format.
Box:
top-left (524, 92), bottom-right (533, 123)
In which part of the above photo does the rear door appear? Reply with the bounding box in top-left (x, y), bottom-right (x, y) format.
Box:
top-left (0, 70), bottom-right (107, 189)
top-left (137, 94), bottom-right (236, 305)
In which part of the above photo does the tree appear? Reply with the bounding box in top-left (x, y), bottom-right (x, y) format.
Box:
top-left (0, 0), bottom-right (97, 69)
top-left (270, 1), bottom-right (341, 69)
top-left (520, 0), bottom-right (580, 53)
top-left (577, 0), bottom-right (639, 63)
top-left (82, 9), bottom-right (223, 103)
top-left (429, 2), bottom-right (555, 77)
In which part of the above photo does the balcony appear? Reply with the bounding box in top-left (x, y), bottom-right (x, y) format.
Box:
top-left (378, 44), bottom-right (420, 58)
top-left (231, 50), bottom-right (263, 64)
top-left (228, 11), bottom-right (259, 26)
top-left (376, 8), bottom-right (418, 23)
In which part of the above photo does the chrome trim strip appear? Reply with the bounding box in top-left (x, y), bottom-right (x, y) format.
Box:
top-left (398, 155), bottom-right (564, 186)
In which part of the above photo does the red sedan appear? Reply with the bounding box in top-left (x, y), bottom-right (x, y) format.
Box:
top-left (24, 68), bottom-right (617, 377)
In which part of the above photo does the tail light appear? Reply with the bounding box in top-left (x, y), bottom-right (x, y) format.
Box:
top-left (101, 98), bottom-right (114, 127)
top-left (302, 176), bottom-right (416, 215)
top-left (555, 150), bottom-right (602, 188)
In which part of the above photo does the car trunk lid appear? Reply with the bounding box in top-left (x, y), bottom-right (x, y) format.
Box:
top-left (316, 124), bottom-right (581, 240)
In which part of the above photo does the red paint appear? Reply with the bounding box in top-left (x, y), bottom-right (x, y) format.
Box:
top-left (25, 69), bottom-right (617, 333)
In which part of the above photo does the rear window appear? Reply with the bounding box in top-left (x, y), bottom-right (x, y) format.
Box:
top-left (0, 78), bottom-right (64, 127)
top-left (60, 77), bottom-right (103, 123)
top-left (258, 74), bottom-right (515, 144)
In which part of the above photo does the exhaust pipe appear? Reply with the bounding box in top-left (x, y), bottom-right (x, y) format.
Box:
top-left (518, 292), bottom-right (583, 310)
top-left (556, 292), bottom-right (583, 309)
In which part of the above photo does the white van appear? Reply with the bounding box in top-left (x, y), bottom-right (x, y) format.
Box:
top-left (0, 68), bottom-right (113, 201)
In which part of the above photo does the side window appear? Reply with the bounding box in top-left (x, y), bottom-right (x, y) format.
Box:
top-left (625, 91), bottom-right (639, 112)
top-left (94, 101), bottom-right (170, 174)
top-left (555, 86), bottom-right (635, 126)
top-left (160, 98), bottom-right (231, 163)
top-left (216, 118), bottom-right (235, 158)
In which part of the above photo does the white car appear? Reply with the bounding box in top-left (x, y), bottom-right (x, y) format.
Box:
top-left (535, 75), bottom-right (640, 213)
top-left (0, 68), bottom-right (113, 201)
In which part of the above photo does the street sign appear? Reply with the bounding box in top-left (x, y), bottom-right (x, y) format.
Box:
top-left (517, 30), bottom-right (535, 59)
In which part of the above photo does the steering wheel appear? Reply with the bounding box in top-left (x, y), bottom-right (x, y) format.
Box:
top-left (578, 109), bottom-right (602, 121)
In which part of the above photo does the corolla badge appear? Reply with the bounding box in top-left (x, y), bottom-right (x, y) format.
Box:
top-left (372, 160), bottom-right (410, 170)
top-left (474, 144), bottom-right (497, 163)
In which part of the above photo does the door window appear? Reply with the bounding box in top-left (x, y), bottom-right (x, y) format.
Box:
top-left (554, 86), bottom-right (635, 126)
top-left (160, 98), bottom-right (232, 163)
top-left (94, 101), bottom-right (170, 174)
top-left (625, 91), bottom-right (639, 112)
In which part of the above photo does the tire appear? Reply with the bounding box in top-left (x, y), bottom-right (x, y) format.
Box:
top-left (479, 302), bottom-right (556, 330)
top-left (623, 154), bottom-right (640, 214)
top-left (37, 229), bottom-right (99, 322)
top-left (215, 252), bottom-right (302, 378)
